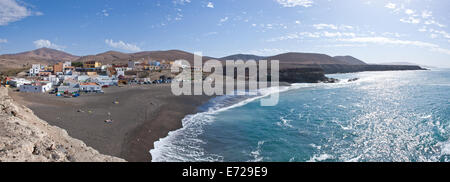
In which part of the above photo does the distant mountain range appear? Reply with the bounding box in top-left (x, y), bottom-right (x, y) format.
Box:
top-left (2, 47), bottom-right (422, 72)
top-left (0, 48), bottom-right (79, 71)
top-left (0, 47), bottom-right (79, 62)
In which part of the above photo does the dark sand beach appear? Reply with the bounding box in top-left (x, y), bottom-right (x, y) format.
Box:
top-left (9, 85), bottom-right (212, 162)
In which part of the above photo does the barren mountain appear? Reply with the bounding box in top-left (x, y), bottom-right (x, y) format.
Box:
top-left (1, 48), bottom-right (376, 72)
top-left (0, 47), bottom-right (79, 62)
top-left (76, 51), bottom-right (133, 64)
top-left (333, 56), bottom-right (367, 65)
top-left (267, 52), bottom-right (341, 64)
top-left (0, 48), bottom-right (79, 72)
top-left (76, 50), bottom-right (215, 64)
top-left (219, 54), bottom-right (266, 61)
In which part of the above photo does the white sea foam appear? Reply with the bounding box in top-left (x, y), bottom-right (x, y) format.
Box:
top-left (441, 142), bottom-right (450, 155)
top-left (307, 154), bottom-right (333, 162)
top-left (309, 143), bottom-right (322, 150)
top-left (249, 141), bottom-right (265, 162)
top-left (345, 156), bottom-right (362, 162)
top-left (277, 116), bottom-right (294, 128)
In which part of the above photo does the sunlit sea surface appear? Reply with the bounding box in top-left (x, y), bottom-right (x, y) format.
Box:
top-left (151, 69), bottom-right (450, 162)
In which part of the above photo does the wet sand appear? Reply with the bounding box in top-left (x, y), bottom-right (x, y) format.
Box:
top-left (9, 85), bottom-right (212, 162)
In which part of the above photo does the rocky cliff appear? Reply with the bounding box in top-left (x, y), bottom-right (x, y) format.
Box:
top-left (317, 64), bottom-right (426, 74)
top-left (0, 87), bottom-right (125, 162)
top-left (279, 67), bottom-right (337, 83)
top-left (277, 64), bottom-right (425, 83)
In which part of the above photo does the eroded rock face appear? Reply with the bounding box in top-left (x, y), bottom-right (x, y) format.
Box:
top-left (0, 87), bottom-right (125, 162)
top-left (279, 67), bottom-right (335, 83)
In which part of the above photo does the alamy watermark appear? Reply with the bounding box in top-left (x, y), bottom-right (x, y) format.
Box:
top-left (171, 52), bottom-right (280, 106)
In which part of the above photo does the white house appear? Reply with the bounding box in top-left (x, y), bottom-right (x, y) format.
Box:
top-left (57, 82), bottom-right (80, 93)
top-left (173, 60), bottom-right (190, 69)
top-left (116, 70), bottom-right (125, 77)
top-left (77, 75), bottom-right (91, 82)
top-left (59, 75), bottom-right (77, 81)
top-left (115, 67), bottom-right (126, 72)
top-left (48, 75), bottom-right (60, 86)
top-left (9, 78), bottom-right (32, 88)
top-left (63, 61), bottom-right (72, 68)
top-left (19, 82), bottom-right (52, 93)
top-left (80, 83), bottom-right (102, 92)
top-left (29, 64), bottom-right (42, 76)
top-left (95, 76), bottom-right (118, 86)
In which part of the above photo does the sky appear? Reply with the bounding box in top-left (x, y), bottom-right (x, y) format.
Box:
top-left (0, 0), bottom-right (449, 67)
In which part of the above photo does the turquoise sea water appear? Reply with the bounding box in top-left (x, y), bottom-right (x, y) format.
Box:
top-left (151, 69), bottom-right (450, 162)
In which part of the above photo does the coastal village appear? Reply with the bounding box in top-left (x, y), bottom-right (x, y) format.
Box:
top-left (0, 59), bottom-right (187, 97)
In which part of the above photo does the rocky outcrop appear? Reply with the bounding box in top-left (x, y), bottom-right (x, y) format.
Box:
top-left (316, 64), bottom-right (426, 74)
top-left (277, 64), bottom-right (425, 83)
top-left (279, 67), bottom-right (337, 83)
top-left (0, 87), bottom-right (125, 162)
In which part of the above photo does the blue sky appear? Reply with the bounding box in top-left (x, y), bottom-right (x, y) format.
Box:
top-left (0, 0), bottom-right (449, 67)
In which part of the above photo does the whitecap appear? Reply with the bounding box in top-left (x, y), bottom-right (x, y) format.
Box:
top-left (441, 142), bottom-right (450, 155)
top-left (307, 154), bottom-right (333, 162)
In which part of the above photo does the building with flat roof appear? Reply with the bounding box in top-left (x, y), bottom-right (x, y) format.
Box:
top-left (19, 82), bottom-right (52, 93)
top-left (80, 82), bottom-right (102, 92)
top-left (84, 61), bottom-right (102, 69)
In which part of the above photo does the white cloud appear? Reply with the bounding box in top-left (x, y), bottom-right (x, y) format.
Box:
top-left (339, 36), bottom-right (450, 55)
top-left (173, 0), bottom-right (191, 5)
top-left (405, 9), bottom-right (414, 15)
top-left (313, 24), bottom-right (338, 30)
top-left (0, 0), bottom-right (40, 26)
top-left (276, 0), bottom-right (313, 8)
top-left (382, 32), bottom-right (404, 38)
top-left (323, 31), bottom-right (356, 38)
top-left (418, 27), bottom-right (427, 32)
top-left (105, 39), bottom-right (142, 52)
top-left (421, 11), bottom-right (432, 19)
top-left (428, 29), bottom-right (450, 39)
top-left (400, 17), bottom-right (420, 24)
top-left (204, 31), bottom-right (218, 36)
top-left (33, 39), bottom-right (66, 50)
top-left (0, 38), bottom-right (7, 43)
top-left (101, 9), bottom-right (109, 17)
top-left (339, 37), bottom-right (434, 47)
top-left (318, 44), bottom-right (367, 48)
top-left (220, 16), bottom-right (228, 23)
top-left (295, 20), bottom-right (301, 24)
top-left (206, 2), bottom-right (214, 8)
top-left (267, 33), bottom-right (301, 42)
top-left (424, 20), bottom-right (445, 28)
top-left (340, 25), bottom-right (354, 30)
top-left (267, 31), bottom-right (355, 42)
top-left (385, 3), bottom-right (396, 9)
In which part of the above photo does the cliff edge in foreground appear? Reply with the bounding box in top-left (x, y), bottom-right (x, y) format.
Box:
top-left (0, 87), bottom-right (125, 162)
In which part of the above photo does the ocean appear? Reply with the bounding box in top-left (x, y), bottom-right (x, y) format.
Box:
top-left (150, 69), bottom-right (450, 162)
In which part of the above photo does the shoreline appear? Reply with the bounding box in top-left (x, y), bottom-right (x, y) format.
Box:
top-left (9, 85), bottom-right (212, 162)
top-left (6, 70), bottom-right (426, 162)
